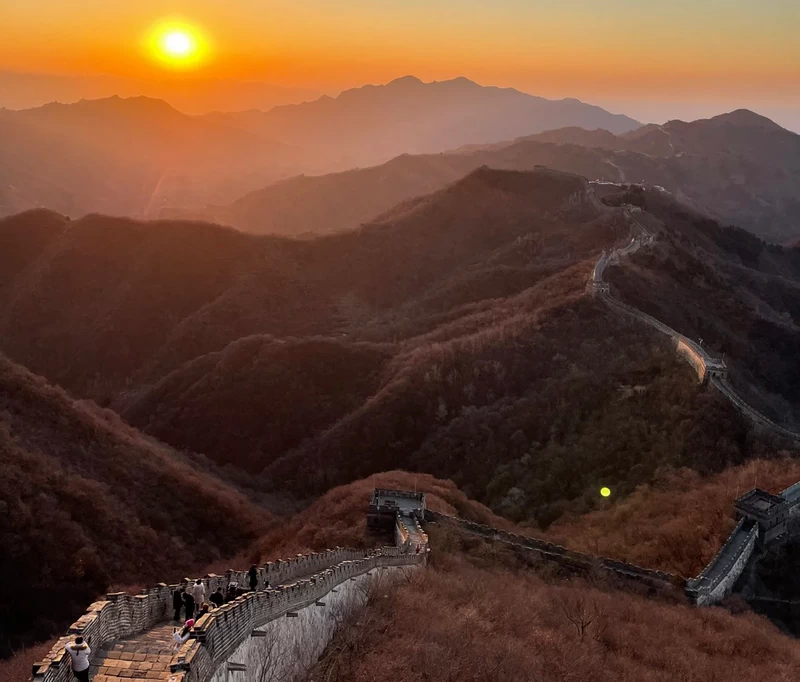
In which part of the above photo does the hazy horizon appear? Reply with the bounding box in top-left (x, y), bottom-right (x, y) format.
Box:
top-left (1, 0), bottom-right (798, 130)
top-left (2, 68), bottom-right (799, 134)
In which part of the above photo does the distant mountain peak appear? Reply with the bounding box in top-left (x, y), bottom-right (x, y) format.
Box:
top-left (709, 109), bottom-right (783, 130)
top-left (387, 75), bottom-right (425, 87)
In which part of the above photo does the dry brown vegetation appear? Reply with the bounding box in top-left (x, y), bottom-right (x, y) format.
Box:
top-left (249, 471), bottom-right (507, 562)
top-left (607, 187), bottom-right (800, 427)
top-left (306, 525), bottom-right (800, 682)
top-left (0, 354), bottom-right (270, 656)
top-left (547, 458), bottom-right (800, 577)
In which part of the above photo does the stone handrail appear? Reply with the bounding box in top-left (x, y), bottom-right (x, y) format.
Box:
top-left (685, 519), bottom-right (759, 606)
top-left (170, 548), bottom-right (426, 682)
top-left (710, 377), bottom-right (800, 443)
top-left (30, 547), bottom-right (377, 682)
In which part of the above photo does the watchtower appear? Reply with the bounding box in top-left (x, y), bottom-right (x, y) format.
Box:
top-left (367, 488), bottom-right (426, 530)
top-left (735, 489), bottom-right (789, 545)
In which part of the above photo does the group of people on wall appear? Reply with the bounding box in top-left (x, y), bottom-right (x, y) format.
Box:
top-left (64, 565), bottom-right (266, 679)
top-left (172, 565), bottom-right (266, 648)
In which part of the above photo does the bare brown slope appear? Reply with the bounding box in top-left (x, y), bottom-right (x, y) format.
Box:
top-left (0, 353), bottom-right (270, 656)
top-left (265, 289), bottom-right (761, 527)
top-left (123, 336), bottom-right (394, 472)
top-left (307, 526), bottom-right (800, 682)
top-left (119, 169), bottom-right (627, 481)
top-left (0, 168), bottom-right (607, 399)
top-left (547, 459), bottom-right (800, 578)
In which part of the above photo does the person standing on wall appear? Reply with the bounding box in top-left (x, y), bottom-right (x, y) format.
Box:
top-left (65, 636), bottom-right (91, 682)
top-left (209, 587), bottom-right (224, 607)
top-left (248, 564), bottom-right (259, 591)
top-left (183, 588), bottom-right (196, 621)
top-left (172, 586), bottom-right (185, 622)
top-left (191, 578), bottom-right (206, 606)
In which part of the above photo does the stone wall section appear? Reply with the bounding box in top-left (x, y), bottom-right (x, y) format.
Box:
top-left (685, 519), bottom-right (759, 606)
top-left (31, 547), bottom-right (379, 682)
top-left (172, 550), bottom-right (424, 682)
top-left (430, 512), bottom-right (680, 590)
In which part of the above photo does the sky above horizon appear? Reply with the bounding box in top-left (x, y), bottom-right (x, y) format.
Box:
top-left (1, 0), bottom-right (798, 128)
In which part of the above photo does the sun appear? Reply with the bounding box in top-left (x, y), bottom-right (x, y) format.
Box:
top-left (164, 31), bottom-right (193, 57)
top-left (144, 18), bottom-right (211, 70)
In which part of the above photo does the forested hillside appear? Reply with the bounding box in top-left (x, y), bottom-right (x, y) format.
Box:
top-left (0, 354), bottom-right (269, 657)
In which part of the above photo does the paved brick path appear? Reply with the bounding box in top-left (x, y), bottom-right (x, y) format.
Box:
top-left (89, 623), bottom-right (178, 681)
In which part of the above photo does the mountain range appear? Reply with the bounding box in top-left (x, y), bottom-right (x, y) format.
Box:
top-left (205, 76), bottom-right (639, 168)
top-left (0, 76), bottom-right (638, 220)
top-left (0, 69), bottom-right (320, 113)
top-left (5, 73), bottom-right (800, 667)
top-left (0, 169), bottom-right (779, 527)
top-left (175, 109), bottom-right (800, 244)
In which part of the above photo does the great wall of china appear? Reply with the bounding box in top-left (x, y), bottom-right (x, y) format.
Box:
top-left (30, 191), bottom-right (800, 681)
top-left (31, 491), bottom-right (428, 682)
top-left (33, 481), bottom-right (800, 682)
top-left (587, 200), bottom-right (800, 443)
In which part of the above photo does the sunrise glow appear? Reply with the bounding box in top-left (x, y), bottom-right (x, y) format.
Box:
top-left (144, 19), bottom-right (210, 70)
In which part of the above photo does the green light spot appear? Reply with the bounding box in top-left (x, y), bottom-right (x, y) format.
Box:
top-left (600, 487), bottom-right (612, 498)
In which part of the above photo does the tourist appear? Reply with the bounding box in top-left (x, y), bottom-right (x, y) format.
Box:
top-left (209, 587), bottom-right (224, 607)
top-left (248, 564), bottom-right (258, 591)
top-left (191, 578), bottom-right (206, 605)
top-left (172, 586), bottom-right (185, 622)
top-left (225, 582), bottom-right (238, 602)
top-left (172, 618), bottom-right (195, 651)
top-left (65, 636), bottom-right (91, 682)
top-left (183, 589), bottom-right (196, 621)
top-left (196, 602), bottom-right (210, 620)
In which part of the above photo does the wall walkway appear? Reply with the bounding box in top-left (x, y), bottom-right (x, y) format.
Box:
top-left (587, 203), bottom-right (800, 443)
top-left (32, 539), bottom-right (427, 682)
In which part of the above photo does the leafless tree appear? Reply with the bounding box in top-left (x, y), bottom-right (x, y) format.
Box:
top-left (557, 594), bottom-right (606, 642)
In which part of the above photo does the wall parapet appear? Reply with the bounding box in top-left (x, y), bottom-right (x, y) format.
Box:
top-left (30, 547), bottom-right (375, 682)
top-left (172, 549), bottom-right (425, 682)
top-left (429, 512), bottom-right (681, 590)
top-left (685, 520), bottom-right (759, 606)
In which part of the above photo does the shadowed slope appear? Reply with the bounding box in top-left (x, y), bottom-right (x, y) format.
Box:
top-left (0, 353), bottom-right (269, 656)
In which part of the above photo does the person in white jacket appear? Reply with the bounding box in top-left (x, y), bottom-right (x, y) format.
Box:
top-left (65, 636), bottom-right (91, 682)
top-left (191, 579), bottom-right (206, 605)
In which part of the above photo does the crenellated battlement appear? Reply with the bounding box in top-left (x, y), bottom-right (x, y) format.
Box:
top-left (31, 492), bottom-right (430, 682)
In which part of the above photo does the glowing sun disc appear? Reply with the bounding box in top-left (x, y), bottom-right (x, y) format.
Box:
top-left (164, 31), bottom-right (192, 56)
top-left (144, 18), bottom-right (211, 69)
top-left (600, 486), bottom-right (612, 498)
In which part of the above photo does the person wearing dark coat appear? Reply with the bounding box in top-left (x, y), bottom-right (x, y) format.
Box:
top-left (173, 587), bottom-right (185, 622)
top-left (248, 564), bottom-right (259, 591)
top-left (183, 590), bottom-right (195, 621)
top-left (209, 587), bottom-right (224, 607)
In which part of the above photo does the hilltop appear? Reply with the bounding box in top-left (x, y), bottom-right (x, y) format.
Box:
top-left (0, 353), bottom-right (270, 657)
top-left (204, 76), bottom-right (639, 169)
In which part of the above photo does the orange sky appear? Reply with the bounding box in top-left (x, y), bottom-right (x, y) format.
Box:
top-left (1, 0), bottom-right (798, 124)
